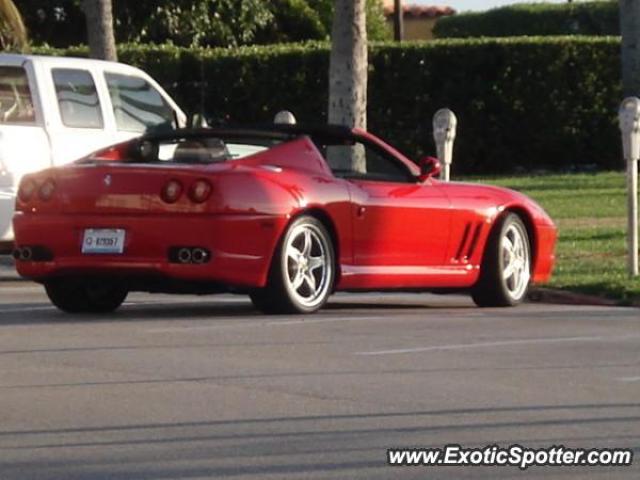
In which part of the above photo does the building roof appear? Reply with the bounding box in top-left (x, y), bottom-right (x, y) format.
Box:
top-left (382, 1), bottom-right (456, 18)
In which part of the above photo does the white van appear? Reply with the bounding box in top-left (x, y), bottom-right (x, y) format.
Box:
top-left (0, 54), bottom-right (186, 252)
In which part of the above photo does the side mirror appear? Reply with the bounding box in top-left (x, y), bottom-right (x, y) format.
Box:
top-left (418, 156), bottom-right (442, 182)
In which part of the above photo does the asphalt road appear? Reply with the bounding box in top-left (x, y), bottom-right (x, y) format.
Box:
top-left (0, 277), bottom-right (638, 479)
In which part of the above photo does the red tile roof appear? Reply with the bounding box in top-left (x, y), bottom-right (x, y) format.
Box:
top-left (383, 3), bottom-right (456, 18)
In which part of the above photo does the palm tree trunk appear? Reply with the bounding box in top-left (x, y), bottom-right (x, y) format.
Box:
top-left (620, 0), bottom-right (640, 96)
top-left (393, 0), bottom-right (404, 41)
top-left (328, 0), bottom-right (368, 130)
top-left (82, 0), bottom-right (117, 61)
top-left (0, 0), bottom-right (27, 51)
top-left (328, 0), bottom-right (368, 173)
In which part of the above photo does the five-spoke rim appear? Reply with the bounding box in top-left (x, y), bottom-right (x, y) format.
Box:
top-left (284, 223), bottom-right (332, 308)
top-left (501, 223), bottom-right (530, 300)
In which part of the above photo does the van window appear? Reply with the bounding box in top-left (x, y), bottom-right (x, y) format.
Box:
top-left (52, 69), bottom-right (104, 129)
top-left (104, 72), bottom-right (174, 133)
top-left (0, 66), bottom-right (36, 124)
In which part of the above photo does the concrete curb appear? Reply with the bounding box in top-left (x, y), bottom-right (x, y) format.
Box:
top-left (528, 287), bottom-right (639, 308)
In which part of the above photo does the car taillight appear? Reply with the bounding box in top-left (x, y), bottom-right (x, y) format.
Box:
top-left (161, 179), bottom-right (183, 203)
top-left (90, 142), bottom-right (129, 161)
top-left (188, 179), bottom-right (212, 203)
top-left (18, 178), bottom-right (36, 202)
top-left (38, 178), bottom-right (56, 201)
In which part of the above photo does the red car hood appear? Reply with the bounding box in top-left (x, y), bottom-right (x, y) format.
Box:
top-left (440, 180), bottom-right (555, 227)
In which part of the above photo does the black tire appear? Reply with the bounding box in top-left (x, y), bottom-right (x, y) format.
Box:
top-left (45, 278), bottom-right (128, 314)
top-left (471, 213), bottom-right (531, 307)
top-left (250, 216), bottom-right (335, 314)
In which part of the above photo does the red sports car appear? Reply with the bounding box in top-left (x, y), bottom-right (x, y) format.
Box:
top-left (12, 125), bottom-right (556, 314)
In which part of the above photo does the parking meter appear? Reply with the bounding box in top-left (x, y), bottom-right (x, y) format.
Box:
top-left (189, 113), bottom-right (209, 128)
top-left (619, 97), bottom-right (640, 276)
top-left (274, 110), bottom-right (297, 125)
top-left (620, 98), bottom-right (640, 162)
top-left (433, 109), bottom-right (457, 182)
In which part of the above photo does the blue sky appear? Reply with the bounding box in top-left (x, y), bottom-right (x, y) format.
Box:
top-left (414, 0), bottom-right (567, 13)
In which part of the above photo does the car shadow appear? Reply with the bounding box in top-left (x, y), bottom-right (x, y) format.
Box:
top-left (0, 293), bottom-right (477, 326)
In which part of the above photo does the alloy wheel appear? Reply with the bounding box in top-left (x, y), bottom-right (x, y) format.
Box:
top-left (283, 222), bottom-right (332, 309)
top-left (501, 223), bottom-right (531, 301)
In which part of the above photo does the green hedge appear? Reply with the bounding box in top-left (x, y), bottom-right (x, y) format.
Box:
top-left (35, 36), bottom-right (623, 174)
top-left (434, 1), bottom-right (618, 38)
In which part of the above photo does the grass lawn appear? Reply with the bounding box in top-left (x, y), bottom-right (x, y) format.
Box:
top-left (469, 171), bottom-right (640, 304)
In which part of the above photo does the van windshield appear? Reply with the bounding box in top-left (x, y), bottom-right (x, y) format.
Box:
top-left (0, 66), bottom-right (35, 125)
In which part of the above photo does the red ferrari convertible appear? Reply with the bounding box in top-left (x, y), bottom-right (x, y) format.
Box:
top-left (13, 125), bottom-right (556, 314)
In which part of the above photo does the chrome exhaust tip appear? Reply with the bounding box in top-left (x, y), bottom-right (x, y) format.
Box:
top-left (177, 248), bottom-right (192, 264)
top-left (192, 248), bottom-right (208, 264)
top-left (12, 248), bottom-right (21, 260)
top-left (19, 246), bottom-right (33, 261)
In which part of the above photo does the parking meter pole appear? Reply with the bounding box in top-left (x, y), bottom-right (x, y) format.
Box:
top-left (433, 109), bottom-right (457, 182)
top-left (619, 97), bottom-right (640, 277)
top-left (629, 159), bottom-right (639, 276)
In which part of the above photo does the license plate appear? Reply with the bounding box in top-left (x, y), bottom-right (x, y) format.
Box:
top-left (82, 229), bottom-right (126, 254)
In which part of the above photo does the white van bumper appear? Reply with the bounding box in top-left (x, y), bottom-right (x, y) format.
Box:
top-left (0, 186), bottom-right (15, 249)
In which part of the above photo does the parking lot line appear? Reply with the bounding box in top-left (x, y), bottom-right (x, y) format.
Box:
top-left (266, 316), bottom-right (384, 326)
top-left (146, 315), bottom-right (390, 333)
top-left (0, 285), bottom-right (44, 293)
top-left (355, 334), bottom-right (640, 356)
top-left (0, 306), bottom-right (54, 313)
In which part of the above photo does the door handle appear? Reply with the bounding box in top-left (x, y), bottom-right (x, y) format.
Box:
top-left (357, 206), bottom-right (366, 217)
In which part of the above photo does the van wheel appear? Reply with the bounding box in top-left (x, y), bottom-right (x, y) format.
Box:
top-left (250, 216), bottom-right (335, 314)
top-left (45, 278), bottom-right (128, 313)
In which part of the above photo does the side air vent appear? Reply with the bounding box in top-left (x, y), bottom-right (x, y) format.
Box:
top-left (455, 223), bottom-right (471, 260)
top-left (466, 223), bottom-right (483, 260)
top-left (454, 222), bottom-right (483, 262)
